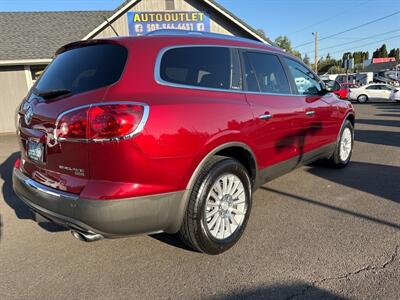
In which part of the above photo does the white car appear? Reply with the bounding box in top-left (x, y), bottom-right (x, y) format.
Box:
top-left (389, 88), bottom-right (400, 102)
top-left (348, 83), bottom-right (396, 103)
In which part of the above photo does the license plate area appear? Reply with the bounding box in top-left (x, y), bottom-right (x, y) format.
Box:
top-left (27, 140), bottom-right (44, 163)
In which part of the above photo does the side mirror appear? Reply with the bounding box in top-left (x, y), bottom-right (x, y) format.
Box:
top-left (318, 82), bottom-right (330, 95)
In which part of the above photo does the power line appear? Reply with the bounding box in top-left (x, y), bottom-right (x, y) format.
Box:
top-left (303, 29), bottom-right (400, 55)
top-left (316, 34), bottom-right (400, 57)
top-left (285, 0), bottom-right (371, 36)
top-left (294, 10), bottom-right (400, 48)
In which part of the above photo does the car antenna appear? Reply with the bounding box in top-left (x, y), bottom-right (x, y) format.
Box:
top-left (102, 16), bottom-right (119, 37)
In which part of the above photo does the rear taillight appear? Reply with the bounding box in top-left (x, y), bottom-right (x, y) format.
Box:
top-left (55, 102), bottom-right (148, 142)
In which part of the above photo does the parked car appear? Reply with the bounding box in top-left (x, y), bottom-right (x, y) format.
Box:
top-left (13, 30), bottom-right (355, 254)
top-left (349, 83), bottom-right (395, 103)
top-left (323, 79), bottom-right (348, 99)
top-left (341, 82), bottom-right (359, 90)
top-left (390, 88), bottom-right (400, 102)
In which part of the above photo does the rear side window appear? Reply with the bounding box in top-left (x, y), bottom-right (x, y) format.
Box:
top-left (243, 52), bottom-right (291, 94)
top-left (159, 47), bottom-right (241, 90)
top-left (35, 44), bottom-right (127, 96)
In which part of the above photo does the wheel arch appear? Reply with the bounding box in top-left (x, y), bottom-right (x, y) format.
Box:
top-left (186, 142), bottom-right (258, 191)
top-left (166, 142), bottom-right (257, 234)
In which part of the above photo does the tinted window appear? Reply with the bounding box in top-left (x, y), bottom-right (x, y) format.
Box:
top-left (243, 52), bottom-right (291, 94)
top-left (160, 47), bottom-right (240, 90)
top-left (323, 80), bottom-right (340, 91)
top-left (366, 85), bottom-right (379, 90)
top-left (35, 44), bottom-right (127, 96)
top-left (284, 58), bottom-right (322, 95)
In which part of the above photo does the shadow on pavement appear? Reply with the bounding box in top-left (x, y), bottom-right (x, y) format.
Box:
top-left (211, 283), bottom-right (345, 300)
top-left (308, 161), bottom-right (400, 204)
top-left (150, 233), bottom-right (195, 252)
top-left (262, 185), bottom-right (399, 230)
top-left (355, 130), bottom-right (400, 148)
top-left (375, 114), bottom-right (400, 118)
top-left (356, 118), bottom-right (400, 128)
top-left (0, 152), bottom-right (66, 233)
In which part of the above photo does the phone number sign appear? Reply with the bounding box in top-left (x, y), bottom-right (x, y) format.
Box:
top-left (127, 11), bottom-right (210, 36)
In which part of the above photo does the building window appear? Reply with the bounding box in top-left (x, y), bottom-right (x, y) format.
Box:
top-left (165, 0), bottom-right (175, 10)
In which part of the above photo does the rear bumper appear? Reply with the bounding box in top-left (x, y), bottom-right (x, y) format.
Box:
top-left (12, 168), bottom-right (186, 237)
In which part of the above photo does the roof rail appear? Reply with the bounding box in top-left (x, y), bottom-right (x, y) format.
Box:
top-left (145, 29), bottom-right (268, 45)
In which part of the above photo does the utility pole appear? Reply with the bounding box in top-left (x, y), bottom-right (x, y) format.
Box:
top-left (313, 32), bottom-right (318, 73)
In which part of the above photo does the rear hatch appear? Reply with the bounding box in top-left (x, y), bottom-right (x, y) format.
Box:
top-left (17, 41), bottom-right (128, 193)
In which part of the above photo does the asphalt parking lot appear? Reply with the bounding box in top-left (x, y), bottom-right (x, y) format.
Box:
top-left (0, 103), bottom-right (399, 299)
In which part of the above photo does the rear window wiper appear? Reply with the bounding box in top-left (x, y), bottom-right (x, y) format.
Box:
top-left (37, 89), bottom-right (72, 100)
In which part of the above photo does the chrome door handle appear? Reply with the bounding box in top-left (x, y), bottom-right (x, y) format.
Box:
top-left (259, 113), bottom-right (273, 120)
top-left (305, 111), bottom-right (315, 116)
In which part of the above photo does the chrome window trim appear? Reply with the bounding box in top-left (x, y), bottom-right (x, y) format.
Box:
top-left (54, 101), bottom-right (150, 143)
top-left (154, 44), bottom-right (305, 98)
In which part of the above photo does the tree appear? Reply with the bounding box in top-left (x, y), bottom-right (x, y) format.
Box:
top-left (303, 53), bottom-right (310, 66)
top-left (373, 44), bottom-right (388, 58)
top-left (256, 28), bottom-right (267, 40)
top-left (274, 35), bottom-right (301, 59)
top-left (388, 48), bottom-right (400, 60)
top-left (328, 65), bottom-right (346, 74)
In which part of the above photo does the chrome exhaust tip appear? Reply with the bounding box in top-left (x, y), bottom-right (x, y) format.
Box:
top-left (71, 230), bottom-right (103, 242)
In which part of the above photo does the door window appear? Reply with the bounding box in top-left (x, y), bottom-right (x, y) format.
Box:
top-left (284, 58), bottom-right (322, 95)
top-left (381, 85), bottom-right (394, 91)
top-left (243, 52), bottom-right (291, 94)
top-left (159, 47), bottom-right (241, 90)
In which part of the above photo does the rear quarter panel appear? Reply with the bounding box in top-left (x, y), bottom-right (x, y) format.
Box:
top-left (85, 38), bottom-right (256, 198)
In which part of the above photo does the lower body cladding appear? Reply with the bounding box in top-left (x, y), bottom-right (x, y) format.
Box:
top-left (12, 142), bottom-right (337, 243)
top-left (12, 168), bottom-right (187, 241)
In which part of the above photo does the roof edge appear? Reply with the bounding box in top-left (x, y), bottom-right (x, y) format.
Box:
top-left (0, 58), bottom-right (52, 66)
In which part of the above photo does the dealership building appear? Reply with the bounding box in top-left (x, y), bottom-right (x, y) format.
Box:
top-left (0, 0), bottom-right (270, 133)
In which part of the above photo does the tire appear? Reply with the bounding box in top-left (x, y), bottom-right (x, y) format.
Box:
top-left (179, 156), bottom-right (252, 255)
top-left (330, 120), bottom-right (354, 168)
top-left (357, 94), bottom-right (368, 103)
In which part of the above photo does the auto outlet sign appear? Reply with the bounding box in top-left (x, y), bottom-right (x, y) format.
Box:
top-left (127, 11), bottom-right (210, 36)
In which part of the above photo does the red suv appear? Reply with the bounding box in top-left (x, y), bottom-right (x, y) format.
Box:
top-left (13, 31), bottom-right (355, 254)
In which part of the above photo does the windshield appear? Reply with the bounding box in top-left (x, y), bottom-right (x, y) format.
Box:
top-left (35, 43), bottom-right (128, 97)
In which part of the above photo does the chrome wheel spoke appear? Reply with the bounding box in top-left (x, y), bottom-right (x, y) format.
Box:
top-left (226, 175), bottom-right (235, 195)
top-left (228, 213), bottom-right (239, 226)
top-left (212, 215), bottom-right (222, 236)
top-left (222, 176), bottom-right (228, 195)
top-left (232, 188), bottom-right (244, 200)
top-left (230, 208), bottom-right (245, 215)
top-left (206, 208), bottom-right (219, 219)
top-left (220, 217), bottom-right (225, 238)
top-left (208, 213), bottom-right (219, 229)
top-left (214, 181), bottom-right (223, 198)
top-left (210, 190), bottom-right (220, 201)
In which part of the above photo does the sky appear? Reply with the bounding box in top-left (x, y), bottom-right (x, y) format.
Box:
top-left (0, 0), bottom-right (399, 60)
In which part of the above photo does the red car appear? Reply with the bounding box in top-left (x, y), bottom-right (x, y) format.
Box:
top-left (13, 31), bottom-right (355, 254)
top-left (323, 80), bottom-right (349, 99)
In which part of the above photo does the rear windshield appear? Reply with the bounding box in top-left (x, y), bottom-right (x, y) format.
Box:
top-left (35, 43), bottom-right (128, 96)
